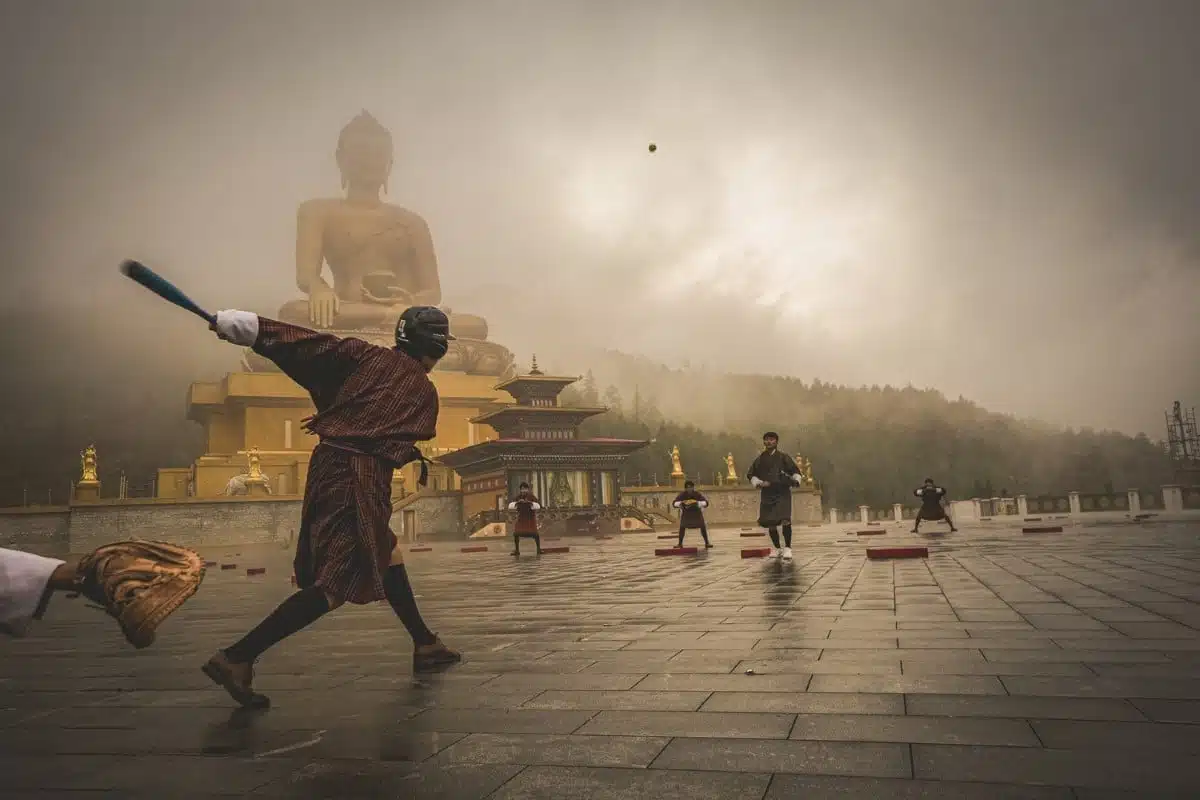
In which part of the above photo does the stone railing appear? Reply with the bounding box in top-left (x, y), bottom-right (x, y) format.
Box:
top-left (826, 485), bottom-right (1198, 524)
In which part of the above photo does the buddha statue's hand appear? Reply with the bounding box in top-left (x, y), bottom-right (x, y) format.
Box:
top-left (361, 285), bottom-right (414, 307)
top-left (308, 285), bottom-right (340, 328)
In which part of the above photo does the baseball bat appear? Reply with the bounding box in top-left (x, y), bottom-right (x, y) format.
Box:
top-left (119, 260), bottom-right (216, 325)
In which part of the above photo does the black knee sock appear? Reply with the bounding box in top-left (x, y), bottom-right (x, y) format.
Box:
top-left (782, 524), bottom-right (793, 547)
top-left (383, 564), bottom-right (436, 647)
top-left (677, 525), bottom-right (686, 548)
top-left (512, 534), bottom-right (520, 554)
top-left (767, 527), bottom-right (781, 548)
top-left (533, 534), bottom-right (542, 553)
top-left (225, 586), bottom-right (331, 664)
top-left (700, 526), bottom-right (710, 545)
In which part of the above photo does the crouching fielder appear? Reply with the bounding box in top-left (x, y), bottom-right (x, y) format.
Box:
top-left (1, 541), bottom-right (204, 646)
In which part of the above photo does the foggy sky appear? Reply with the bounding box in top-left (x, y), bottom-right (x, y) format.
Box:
top-left (1, 0), bottom-right (1198, 437)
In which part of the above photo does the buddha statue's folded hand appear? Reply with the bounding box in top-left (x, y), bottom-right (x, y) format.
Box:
top-left (308, 285), bottom-right (340, 329)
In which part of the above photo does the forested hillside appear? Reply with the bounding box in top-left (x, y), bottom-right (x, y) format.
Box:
top-left (555, 350), bottom-right (1174, 510)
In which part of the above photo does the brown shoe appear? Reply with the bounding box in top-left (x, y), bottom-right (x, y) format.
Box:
top-left (201, 651), bottom-right (270, 709)
top-left (75, 540), bottom-right (206, 649)
top-left (414, 636), bottom-right (462, 672)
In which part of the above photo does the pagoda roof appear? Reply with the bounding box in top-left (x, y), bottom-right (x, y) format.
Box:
top-left (470, 405), bottom-right (608, 425)
top-left (494, 372), bottom-right (580, 394)
top-left (437, 437), bottom-right (649, 471)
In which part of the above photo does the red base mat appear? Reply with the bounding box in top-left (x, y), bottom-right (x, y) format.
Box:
top-left (866, 547), bottom-right (928, 560)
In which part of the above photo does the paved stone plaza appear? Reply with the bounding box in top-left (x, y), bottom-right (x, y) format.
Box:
top-left (3, 520), bottom-right (1200, 798)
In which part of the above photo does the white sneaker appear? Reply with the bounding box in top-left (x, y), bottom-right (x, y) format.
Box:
top-left (767, 547), bottom-right (780, 558)
top-left (782, 547), bottom-right (793, 561)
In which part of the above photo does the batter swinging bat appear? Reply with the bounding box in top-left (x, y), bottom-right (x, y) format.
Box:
top-left (119, 260), bottom-right (216, 326)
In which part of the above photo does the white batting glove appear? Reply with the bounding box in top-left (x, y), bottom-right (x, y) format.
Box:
top-left (213, 310), bottom-right (260, 347)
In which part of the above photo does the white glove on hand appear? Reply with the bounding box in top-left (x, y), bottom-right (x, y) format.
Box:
top-left (791, 473), bottom-right (803, 485)
top-left (213, 310), bottom-right (259, 347)
top-left (750, 477), bottom-right (765, 488)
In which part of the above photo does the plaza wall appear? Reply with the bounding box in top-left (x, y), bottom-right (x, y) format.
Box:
top-left (621, 485), bottom-right (823, 525)
top-left (0, 496), bottom-right (301, 556)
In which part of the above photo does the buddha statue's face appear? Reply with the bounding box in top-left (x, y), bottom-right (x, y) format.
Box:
top-left (336, 112), bottom-right (393, 191)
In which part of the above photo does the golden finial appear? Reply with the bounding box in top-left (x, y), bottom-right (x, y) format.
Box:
top-left (669, 445), bottom-right (684, 477)
top-left (529, 354), bottom-right (543, 376)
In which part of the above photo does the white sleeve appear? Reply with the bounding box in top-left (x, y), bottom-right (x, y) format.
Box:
top-left (750, 477), bottom-right (765, 488)
top-left (213, 310), bottom-right (260, 347)
top-left (791, 473), bottom-right (803, 485)
top-left (672, 501), bottom-right (682, 508)
top-left (507, 502), bottom-right (518, 510)
top-left (698, 500), bottom-right (708, 508)
top-left (530, 503), bottom-right (541, 510)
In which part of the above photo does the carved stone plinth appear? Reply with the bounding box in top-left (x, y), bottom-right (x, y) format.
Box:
top-left (74, 481), bottom-right (100, 503)
top-left (243, 477), bottom-right (270, 496)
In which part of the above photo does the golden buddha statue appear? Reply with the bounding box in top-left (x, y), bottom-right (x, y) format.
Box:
top-left (266, 111), bottom-right (508, 374)
top-left (725, 452), bottom-right (737, 482)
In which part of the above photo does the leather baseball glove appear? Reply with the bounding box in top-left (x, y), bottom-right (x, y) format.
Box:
top-left (75, 540), bottom-right (206, 649)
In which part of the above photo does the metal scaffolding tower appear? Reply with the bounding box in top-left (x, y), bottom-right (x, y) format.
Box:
top-left (1165, 400), bottom-right (1200, 470)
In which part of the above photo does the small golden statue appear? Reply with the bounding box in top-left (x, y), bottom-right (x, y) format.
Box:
top-left (725, 452), bottom-right (737, 482)
top-left (80, 444), bottom-right (99, 483)
top-left (246, 447), bottom-right (264, 480)
top-left (794, 456), bottom-right (814, 486)
top-left (669, 445), bottom-right (684, 477)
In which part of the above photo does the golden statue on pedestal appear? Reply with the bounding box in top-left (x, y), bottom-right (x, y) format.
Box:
top-left (669, 445), bottom-right (684, 477)
top-left (246, 447), bottom-right (264, 480)
top-left (80, 444), bottom-right (99, 483)
top-left (725, 453), bottom-right (737, 482)
top-left (255, 110), bottom-right (511, 376)
top-left (794, 455), bottom-right (814, 486)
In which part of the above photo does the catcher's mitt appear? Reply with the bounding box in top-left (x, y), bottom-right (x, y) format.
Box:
top-left (76, 540), bottom-right (205, 649)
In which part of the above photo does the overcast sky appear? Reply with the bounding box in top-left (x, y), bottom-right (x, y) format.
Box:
top-left (1, 0), bottom-right (1197, 437)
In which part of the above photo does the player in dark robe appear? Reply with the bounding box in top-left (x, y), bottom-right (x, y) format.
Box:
top-left (912, 477), bottom-right (957, 533)
top-left (199, 306), bottom-right (460, 709)
top-left (508, 482), bottom-right (543, 556)
top-left (747, 432), bottom-right (804, 561)
top-left (672, 480), bottom-right (711, 548)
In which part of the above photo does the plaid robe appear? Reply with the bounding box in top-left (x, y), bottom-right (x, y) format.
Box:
top-left (252, 318), bottom-right (438, 604)
top-left (511, 494), bottom-right (541, 535)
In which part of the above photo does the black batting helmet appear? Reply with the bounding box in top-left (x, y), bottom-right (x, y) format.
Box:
top-left (394, 306), bottom-right (455, 360)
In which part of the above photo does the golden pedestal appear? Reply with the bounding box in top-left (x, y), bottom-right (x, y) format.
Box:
top-left (74, 481), bottom-right (101, 503)
top-left (175, 367), bottom-right (514, 498)
top-left (670, 474), bottom-right (686, 489)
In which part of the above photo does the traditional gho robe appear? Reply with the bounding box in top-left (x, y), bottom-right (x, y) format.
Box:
top-left (915, 486), bottom-right (948, 520)
top-left (508, 494), bottom-right (542, 535)
top-left (672, 489), bottom-right (709, 529)
top-left (747, 449), bottom-right (802, 527)
top-left (252, 318), bottom-right (438, 605)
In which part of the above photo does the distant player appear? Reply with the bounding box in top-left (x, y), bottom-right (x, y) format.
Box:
top-left (508, 482), bottom-right (543, 556)
top-left (672, 480), bottom-right (711, 548)
top-left (912, 478), bottom-right (957, 533)
top-left (747, 432), bottom-right (805, 561)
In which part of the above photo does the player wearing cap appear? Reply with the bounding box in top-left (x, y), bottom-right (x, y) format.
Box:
top-left (199, 307), bottom-right (461, 708)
